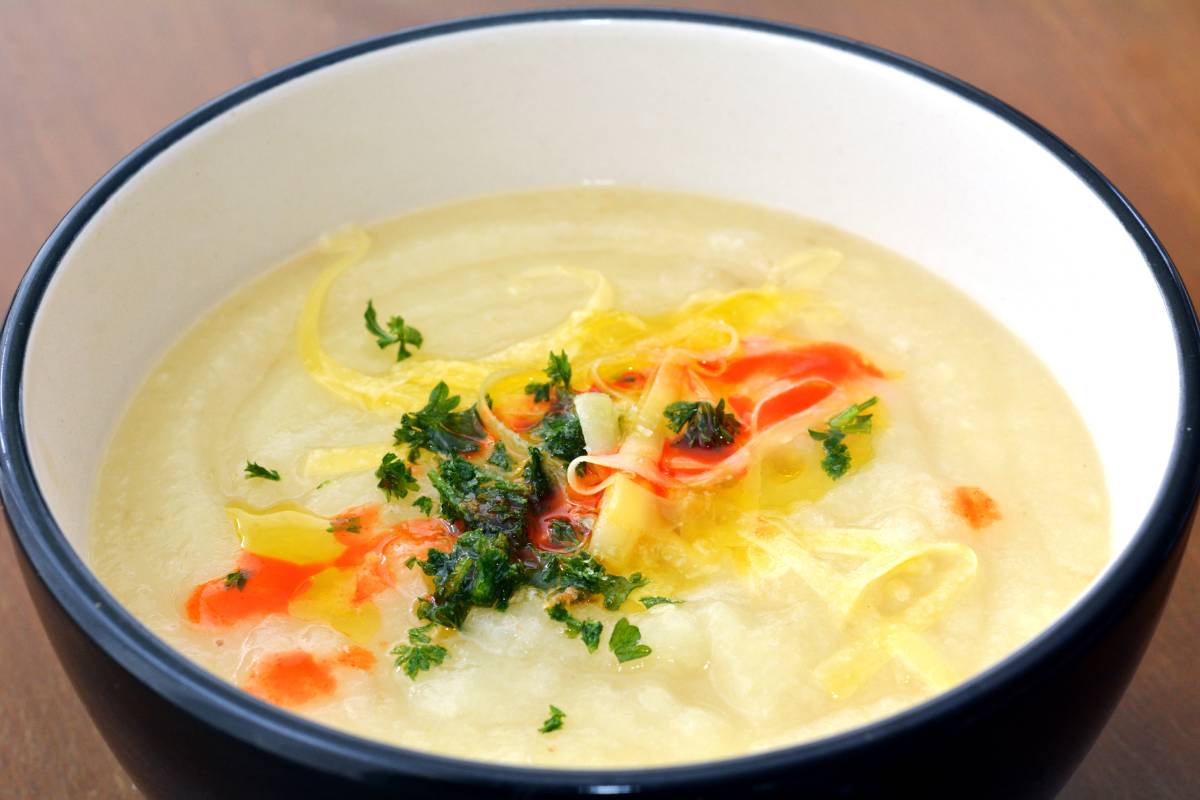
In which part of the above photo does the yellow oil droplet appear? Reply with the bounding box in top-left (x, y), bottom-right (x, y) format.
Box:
top-left (226, 503), bottom-right (345, 565)
top-left (288, 567), bottom-right (381, 644)
top-left (302, 444), bottom-right (392, 478)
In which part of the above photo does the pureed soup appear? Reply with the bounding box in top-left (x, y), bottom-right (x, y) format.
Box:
top-left (90, 188), bottom-right (1108, 766)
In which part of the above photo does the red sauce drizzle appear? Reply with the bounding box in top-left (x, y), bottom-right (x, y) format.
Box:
top-left (952, 486), bottom-right (1001, 529)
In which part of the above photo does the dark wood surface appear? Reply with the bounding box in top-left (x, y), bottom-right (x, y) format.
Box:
top-left (2, 2), bottom-right (1197, 797)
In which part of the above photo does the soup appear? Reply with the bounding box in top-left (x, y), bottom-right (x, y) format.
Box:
top-left (90, 188), bottom-right (1108, 767)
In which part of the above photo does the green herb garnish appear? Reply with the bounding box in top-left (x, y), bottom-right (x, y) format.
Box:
top-left (546, 603), bottom-right (603, 652)
top-left (539, 705), bottom-right (566, 733)
top-left (608, 617), bottom-right (651, 663)
top-left (410, 528), bottom-right (529, 629)
top-left (525, 350), bottom-right (573, 403)
top-left (639, 596), bottom-right (683, 609)
top-left (394, 381), bottom-right (486, 462)
top-left (364, 300), bottom-right (424, 362)
top-left (376, 452), bottom-right (419, 501)
top-left (428, 456), bottom-right (530, 538)
top-left (537, 409), bottom-right (586, 467)
top-left (808, 396), bottom-right (878, 480)
top-left (391, 624), bottom-right (448, 679)
top-left (522, 446), bottom-right (553, 508)
top-left (487, 442), bottom-right (513, 470)
top-left (663, 399), bottom-right (741, 449)
top-left (532, 551), bottom-right (649, 611)
top-left (243, 461), bottom-right (280, 481)
top-left (223, 569), bottom-right (248, 590)
top-left (413, 496), bottom-right (434, 516)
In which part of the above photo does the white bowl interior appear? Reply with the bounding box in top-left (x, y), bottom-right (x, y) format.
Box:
top-left (22, 18), bottom-right (1177, 600)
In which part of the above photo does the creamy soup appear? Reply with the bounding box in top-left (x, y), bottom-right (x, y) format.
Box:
top-left (90, 188), bottom-right (1108, 767)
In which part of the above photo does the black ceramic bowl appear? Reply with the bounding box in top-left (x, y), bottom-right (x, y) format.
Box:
top-left (3, 9), bottom-right (1197, 799)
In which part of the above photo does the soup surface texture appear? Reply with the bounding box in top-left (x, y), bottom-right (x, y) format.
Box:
top-left (90, 188), bottom-right (1108, 767)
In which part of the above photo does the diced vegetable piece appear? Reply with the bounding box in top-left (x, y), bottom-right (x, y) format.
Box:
top-left (574, 391), bottom-right (621, 455)
top-left (590, 474), bottom-right (664, 571)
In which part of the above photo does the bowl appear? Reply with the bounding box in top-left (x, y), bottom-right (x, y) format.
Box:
top-left (3, 9), bottom-right (1197, 799)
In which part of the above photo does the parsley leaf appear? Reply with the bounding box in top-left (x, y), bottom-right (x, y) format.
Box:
top-left (364, 300), bottom-right (424, 362)
top-left (525, 350), bottom-right (573, 403)
top-left (394, 381), bottom-right (486, 462)
top-left (413, 496), bottom-right (434, 516)
top-left (244, 461), bottom-right (280, 481)
top-left (428, 457), bottom-right (530, 539)
top-left (487, 442), bottom-right (513, 470)
top-left (411, 457), bottom-right (532, 629)
top-left (808, 397), bottom-right (878, 480)
top-left (608, 617), bottom-right (652, 663)
top-left (376, 452), bottom-right (419, 500)
top-left (522, 446), bottom-right (553, 509)
top-left (663, 399), bottom-right (741, 449)
top-left (411, 529), bottom-right (528, 629)
top-left (639, 596), bottom-right (683, 609)
top-left (532, 551), bottom-right (649, 610)
top-left (223, 569), bottom-right (248, 590)
top-left (536, 406), bottom-right (586, 466)
top-left (539, 705), bottom-right (566, 734)
top-left (391, 624), bottom-right (448, 679)
top-left (546, 603), bottom-right (603, 652)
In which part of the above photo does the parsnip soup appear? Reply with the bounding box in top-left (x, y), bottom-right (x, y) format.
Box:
top-left (90, 188), bottom-right (1108, 767)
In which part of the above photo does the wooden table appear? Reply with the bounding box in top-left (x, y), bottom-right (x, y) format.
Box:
top-left (1, 2), bottom-right (1196, 797)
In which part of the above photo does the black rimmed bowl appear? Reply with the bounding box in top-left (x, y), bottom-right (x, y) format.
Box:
top-left (2, 9), bottom-right (1197, 799)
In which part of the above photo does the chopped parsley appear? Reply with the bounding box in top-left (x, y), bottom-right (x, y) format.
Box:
top-left (394, 381), bottom-right (486, 462)
top-left (539, 705), bottom-right (566, 734)
top-left (546, 603), bottom-right (603, 652)
top-left (532, 551), bottom-right (649, 611)
top-left (408, 457), bottom-right (532, 629)
top-left (376, 452), bottom-right (419, 501)
top-left (410, 528), bottom-right (529, 629)
top-left (608, 617), bottom-right (652, 663)
top-left (522, 446), bottom-right (553, 508)
top-left (326, 515), bottom-right (362, 534)
top-left (548, 519), bottom-right (584, 550)
top-left (537, 408), bottom-right (586, 467)
top-left (663, 399), bottom-right (741, 449)
top-left (413, 496), bottom-right (434, 516)
top-left (525, 350), bottom-right (573, 403)
top-left (223, 569), bottom-right (248, 590)
top-left (639, 595), bottom-right (683, 609)
top-left (521, 352), bottom-right (587, 469)
top-left (808, 396), bottom-right (878, 480)
top-left (391, 624), bottom-right (448, 679)
top-left (364, 300), bottom-right (424, 362)
top-left (487, 442), bottom-right (513, 471)
top-left (427, 456), bottom-right (530, 538)
top-left (243, 461), bottom-right (280, 481)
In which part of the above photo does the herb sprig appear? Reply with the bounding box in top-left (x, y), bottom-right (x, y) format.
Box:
top-left (808, 396), bottom-right (878, 480)
top-left (539, 705), bottom-right (566, 733)
top-left (546, 603), bottom-right (603, 652)
top-left (392, 624), bottom-right (448, 679)
top-left (608, 617), bottom-right (652, 663)
top-left (243, 461), bottom-right (281, 481)
top-left (364, 300), bottom-right (424, 362)
top-left (223, 569), bottom-right (248, 590)
top-left (394, 381), bottom-right (486, 462)
top-left (525, 351), bottom-right (573, 403)
top-left (376, 452), bottom-right (419, 501)
top-left (664, 399), bottom-right (741, 449)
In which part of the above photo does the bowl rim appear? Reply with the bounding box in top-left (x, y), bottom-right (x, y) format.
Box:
top-left (2, 6), bottom-right (1198, 793)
